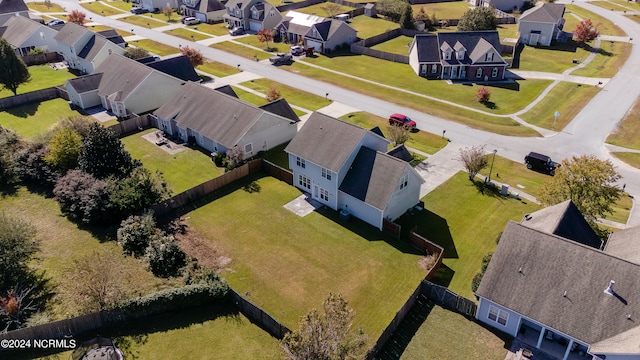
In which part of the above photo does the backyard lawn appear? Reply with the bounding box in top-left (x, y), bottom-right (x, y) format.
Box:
top-left (349, 15), bottom-right (400, 39)
top-left (129, 39), bottom-right (178, 56)
top-left (520, 82), bottom-right (600, 130)
top-left (0, 99), bottom-right (81, 139)
top-left (164, 27), bottom-right (210, 42)
top-left (27, 1), bottom-right (65, 12)
top-left (0, 64), bottom-right (76, 98)
top-left (564, 5), bottom-right (626, 37)
top-left (184, 175), bottom-right (427, 345)
top-left (398, 172), bottom-right (540, 299)
top-left (411, 1), bottom-right (473, 20)
top-left (240, 78), bottom-right (331, 111)
top-left (339, 112), bottom-right (449, 155)
top-left (517, 41), bottom-right (592, 73)
top-left (197, 61), bottom-right (242, 78)
top-left (370, 35), bottom-right (413, 55)
top-left (296, 3), bottom-right (355, 18)
top-left (606, 97), bottom-right (640, 149)
top-left (121, 129), bottom-right (223, 194)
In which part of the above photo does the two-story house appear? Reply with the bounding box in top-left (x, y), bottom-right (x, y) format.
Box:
top-left (54, 22), bottom-right (125, 74)
top-left (0, 0), bottom-right (29, 26)
top-left (304, 18), bottom-right (357, 54)
top-left (140, 0), bottom-right (179, 12)
top-left (518, 3), bottom-right (566, 46)
top-left (0, 16), bottom-right (59, 56)
top-left (180, 0), bottom-right (225, 23)
top-left (409, 31), bottom-right (508, 81)
top-left (223, 0), bottom-right (280, 31)
top-left (276, 10), bottom-right (325, 44)
top-left (285, 113), bottom-right (424, 230)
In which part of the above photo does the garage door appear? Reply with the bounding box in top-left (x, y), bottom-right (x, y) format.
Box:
top-left (196, 13), bottom-right (206, 23)
top-left (249, 21), bottom-right (261, 32)
top-left (306, 40), bottom-right (322, 53)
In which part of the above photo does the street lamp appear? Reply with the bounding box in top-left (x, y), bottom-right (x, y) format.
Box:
top-left (487, 149), bottom-right (497, 184)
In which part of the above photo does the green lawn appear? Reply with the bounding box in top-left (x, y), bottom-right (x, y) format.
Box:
top-left (103, 0), bottom-right (136, 12)
top-left (349, 16), bottom-right (400, 39)
top-left (610, 0), bottom-right (640, 10)
top-left (210, 41), bottom-right (272, 60)
top-left (235, 36), bottom-right (290, 53)
top-left (0, 64), bottom-right (76, 98)
top-left (240, 78), bottom-right (331, 111)
top-left (296, 3), bottom-right (356, 18)
top-left (517, 41), bottom-right (591, 73)
top-left (520, 82), bottom-right (600, 130)
top-left (398, 172), bottom-right (540, 299)
top-left (628, 14), bottom-right (640, 24)
top-left (197, 61), bottom-right (242, 78)
top-left (571, 41), bottom-right (632, 78)
top-left (129, 39), bottom-right (178, 56)
top-left (115, 303), bottom-right (282, 359)
top-left (564, 5), bottom-right (626, 36)
top-left (606, 97), bottom-right (640, 149)
top-left (0, 99), bottom-right (82, 139)
top-left (189, 22), bottom-right (230, 36)
top-left (164, 27), bottom-right (210, 41)
top-left (121, 129), bottom-right (223, 194)
top-left (262, 143), bottom-right (290, 169)
top-left (0, 188), bottom-right (177, 319)
top-left (608, 194), bottom-right (633, 224)
top-left (370, 35), bottom-right (413, 55)
top-left (119, 15), bottom-right (168, 28)
top-left (496, 23), bottom-right (519, 40)
top-left (477, 154), bottom-right (549, 197)
top-left (591, 1), bottom-right (634, 12)
top-left (88, 25), bottom-right (132, 37)
top-left (142, 11), bottom-right (178, 23)
top-left (611, 152), bottom-right (640, 169)
top-left (231, 86), bottom-right (269, 106)
top-left (400, 304), bottom-right (510, 360)
top-left (185, 175), bottom-right (427, 344)
top-left (411, 1), bottom-right (473, 20)
top-left (339, 112), bottom-right (448, 155)
top-left (80, 1), bottom-right (126, 16)
top-left (27, 1), bottom-right (65, 12)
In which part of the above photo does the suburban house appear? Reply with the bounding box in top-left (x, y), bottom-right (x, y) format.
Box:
top-left (0, 0), bottom-right (28, 26)
top-left (140, 0), bottom-right (179, 12)
top-left (180, 0), bottom-right (225, 23)
top-left (54, 22), bottom-right (126, 74)
top-left (153, 81), bottom-right (299, 159)
top-left (276, 10), bottom-right (325, 44)
top-left (303, 18), bottom-right (357, 54)
top-left (476, 202), bottom-right (640, 360)
top-left (468, 0), bottom-right (525, 12)
top-left (518, 3), bottom-right (566, 46)
top-left (409, 31), bottom-right (508, 81)
top-left (223, 0), bottom-right (281, 31)
top-left (65, 54), bottom-right (185, 117)
top-left (285, 113), bottom-right (424, 230)
top-left (0, 16), bottom-right (59, 55)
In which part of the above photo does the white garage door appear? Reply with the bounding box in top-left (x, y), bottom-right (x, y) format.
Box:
top-left (249, 21), bottom-right (261, 32)
top-left (306, 40), bottom-right (322, 53)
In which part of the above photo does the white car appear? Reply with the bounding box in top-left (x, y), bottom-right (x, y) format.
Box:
top-left (46, 19), bottom-right (65, 26)
top-left (182, 17), bottom-right (200, 25)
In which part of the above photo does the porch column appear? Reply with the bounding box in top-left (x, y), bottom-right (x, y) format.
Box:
top-left (562, 339), bottom-right (574, 360)
top-left (536, 328), bottom-right (545, 349)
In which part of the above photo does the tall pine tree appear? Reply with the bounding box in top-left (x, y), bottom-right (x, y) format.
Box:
top-left (0, 38), bottom-right (30, 96)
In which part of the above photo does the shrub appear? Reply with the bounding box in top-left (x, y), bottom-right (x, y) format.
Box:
top-left (145, 234), bottom-right (187, 278)
top-left (117, 212), bottom-right (158, 258)
top-left (15, 142), bottom-right (59, 187)
top-left (226, 146), bottom-right (244, 170)
top-left (108, 166), bottom-right (170, 220)
top-left (476, 87), bottom-right (491, 103)
top-left (53, 170), bottom-right (110, 224)
top-left (78, 123), bottom-right (137, 180)
top-left (471, 252), bottom-right (493, 292)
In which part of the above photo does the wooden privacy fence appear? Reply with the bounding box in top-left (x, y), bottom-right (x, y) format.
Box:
top-left (107, 114), bottom-right (157, 137)
top-left (262, 159), bottom-right (293, 184)
top-left (21, 52), bottom-right (61, 66)
top-left (229, 289), bottom-right (291, 339)
top-left (382, 219), bottom-right (401, 239)
top-left (408, 228), bottom-right (444, 281)
top-left (0, 87), bottom-right (68, 110)
top-left (421, 280), bottom-right (477, 318)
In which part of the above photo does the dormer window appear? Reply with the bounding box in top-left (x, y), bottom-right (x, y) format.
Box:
top-left (453, 42), bottom-right (466, 60)
top-left (456, 50), bottom-right (465, 60)
top-left (312, 28), bottom-right (318, 37)
top-left (486, 52), bottom-right (494, 62)
top-left (251, 9), bottom-right (259, 19)
top-left (443, 49), bottom-right (451, 60)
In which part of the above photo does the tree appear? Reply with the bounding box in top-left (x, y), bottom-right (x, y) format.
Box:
top-left (538, 155), bottom-right (623, 224)
top-left (476, 87), bottom-right (491, 103)
top-left (376, 0), bottom-right (407, 22)
top-left (180, 46), bottom-right (204, 67)
top-left (108, 166), bottom-right (171, 220)
top-left (226, 146), bottom-right (244, 170)
top-left (44, 0), bottom-right (52, 9)
top-left (322, 2), bottom-right (343, 18)
top-left (0, 125), bottom-right (21, 186)
top-left (257, 29), bottom-right (274, 50)
top-left (15, 142), bottom-right (59, 187)
top-left (145, 234), bottom-right (187, 278)
top-left (53, 170), bottom-right (110, 224)
top-left (124, 47), bottom-right (151, 60)
top-left (281, 293), bottom-right (367, 360)
top-left (414, 7), bottom-right (432, 29)
top-left (117, 212), bottom-right (158, 258)
top-left (53, 116), bottom-right (94, 139)
top-left (45, 127), bottom-right (82, 172)
top-left (0, 286), bottom-right (38, 332)
top-left (67, 9), bottom-right (87, 26)
top-left (456, 145), bottom-right (488, 181)
top-left (162, 6), bottom-right (174, 22)
top-left (574, 19), bottom-right (599, 46)
top-left (386, 125), bottom-right (411, 145)
top-left (0, 38), bottom-right (30, 96)
top-left (457, 7), bottom-right (497, 31)
top-left (399, 4), bottom-right (415, 29)
top-left (265, 87), bottom-right (281, 102)
top-left (78, 123), bottom-right (136, 179)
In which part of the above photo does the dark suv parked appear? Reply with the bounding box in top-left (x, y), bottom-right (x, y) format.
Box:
top-left (525, 152), bottom-right (560, 175)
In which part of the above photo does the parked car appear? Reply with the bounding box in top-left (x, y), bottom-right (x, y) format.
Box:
top-left (181, 16), bottom-right (200, 25)
top-left (290, 45), bottom-right (303, 56)
top-left (389, 113), bottom-right (417, 129)
top-left (525, 152), bottom-right (560, 176)
top-left (229, 27), bottom-right (244, 36)
top-left (269, 53), bottom-right (293, 65)
top-left (130, 7), bottom-right (149, 14)
top-left (46, 19), bottom-right (65, 26)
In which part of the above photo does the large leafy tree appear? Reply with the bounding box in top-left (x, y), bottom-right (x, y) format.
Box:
top-left (108, 166), bottom-right (170, 219)
top-left (376, 0), bottom-right (408, 22)
top-left (0, 38), bottom-right (30, 96)
top-left (538, 154), bottom-right (623, 224)
top-left (45, 127), bottom-right (83, 172)
top-left (0, 125), bottom-right (21, 186)
top-left (399, 4), bottom-right (415, 29)
top-left (257, 29), bottom-right (274, 50)
top-left (457, 7), bottom-right (497, 31)
top-left (117, 212), bottom-right (159, 258)
top-left (67, 9), bottom-right (87, 26)
top-left (15, 142), bottom-right (59, 187)
top-left (180, 46), bottom-right (204, 67)
top-left (281, 293), bottom-right (367, 360)
top-left (78, 123), bottom-right (136, 179)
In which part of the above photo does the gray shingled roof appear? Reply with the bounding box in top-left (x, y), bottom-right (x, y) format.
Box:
top-left (437, 31), bottom-right (504, 65)
top-left (0, 0), bottom-right (27, 14)
top-left (66, 72), bottom-right (103, 93)
top-left (259, 98), bottom-right (299, 123)
top-left (520, 3), bottom-right (565, 23)
top-left (154, 82), bottom-right (294, 148)
top-left (1, 16), bottom-right (44, 46)
top-left (412, 34), bottom-right (440, 63)
top-left (605, 225), bottom-right (640, 265)
top-left (95, 54), bottom-right (167, 99)
top-left (54, 22), bottom-right (89, 46)
top-left (77, 34), bottom-right (109, 61)
top-left (339, 147), bottom-right (410, 210)
top-left (521, 200), bottom-right (602, 249)
top-left (477, 221), bottom-right (640, 347)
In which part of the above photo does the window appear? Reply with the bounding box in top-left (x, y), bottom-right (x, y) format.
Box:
top-left (322, 167), bottom-right (332, 180)
top-left (399, 174), bottom-right (408, 189)
top-left (421, 64), bottom-right (427, 74)
top-left (432, 64), bottom-right (438, 73)
top-left (251, 10), bottom-right (259, 19)
top-left (244, 143), bottom-right (253, 155)
top-left (270, 9), bottom-right (275, 16)
top-left (444, 50), bottom-right (451, 60)
top-left (485, 52), bottom-right (494, 62)
top-left (476, 68), bottom-right (483, 78)
top-left (320, 188), bottom-right (329, 201)
top-left (456, 50), bottom-right (464, 60)
top-left (492, 67), bottom-right (499, 78)
top-left (488, 306), bottom-right (508, 326)
top-left (296, 156), bottom-right (305, 168)
top-left (298, 175), bottom-right (311, 190)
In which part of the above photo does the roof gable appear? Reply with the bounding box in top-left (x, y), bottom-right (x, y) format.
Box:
top-left (520, 3), bottom-right (565, 23)
top-left (411, 34), bottom-right (440, 63)
top-left (54, 22), bottom-right (90, 46)
top-left (0, 16), bottom-right (45, 46)
top-left (66, 72), bottom-right (103, 93)
top-left (258, 98), bottom-right (299, 123)
top-left (0, 0), bottom-right (28, 14)
top-left (307, 20), bottom-right (331, 40)
top-left (605, 225), bottom-right (640, 264)
top-left (95, 54), bottom-right (177, 100)
top-left (147, 55), bottom-right (200, 82)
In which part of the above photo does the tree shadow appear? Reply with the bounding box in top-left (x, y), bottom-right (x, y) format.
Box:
top-left (5, 101), bottom-right (41, 118)
top-left (482, 100), bottom-right (498, 109)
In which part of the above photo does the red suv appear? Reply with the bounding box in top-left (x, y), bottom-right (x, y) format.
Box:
top-left (389, 113), bottom-right (417, 129)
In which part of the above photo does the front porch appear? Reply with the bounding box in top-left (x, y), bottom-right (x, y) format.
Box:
top-left (516, 320), bottom-right (591, 360)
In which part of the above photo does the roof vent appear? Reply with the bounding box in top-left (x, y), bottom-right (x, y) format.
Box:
top-left (518, 267), bottom-right (523, 274)
top-left (628, 314), bottom-right (632, 320)
top-left (563, 291), bottom-right (567, 297)
top-left (604, 280), bottom-right (615, 296)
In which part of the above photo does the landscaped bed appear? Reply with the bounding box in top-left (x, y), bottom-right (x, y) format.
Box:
top-left (0, 98), bottom-right (81, 139)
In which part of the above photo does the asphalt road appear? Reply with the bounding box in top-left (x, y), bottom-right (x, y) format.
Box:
top-left (48, 0), bottom-right (640, 220)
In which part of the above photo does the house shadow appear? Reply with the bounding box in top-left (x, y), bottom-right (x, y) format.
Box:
top-left (322, 48), bottom-right (358, 59)
top-left (396, 209), bottom-right (458, 259)
top-left (4, 100), bottom-right (41, 118)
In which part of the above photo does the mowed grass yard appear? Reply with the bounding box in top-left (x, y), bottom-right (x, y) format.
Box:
top-left (0, 99), bottom-right (81, 139)
top-left (370, 35), bottom-right (413, 55)
top-left (119, 15), bottom-right (168, 29)
top-left (607, 97), bottom-right (640, 149)
top-left (164, 27), bottom-right (210, 42)
top-left (80, 1), bottom-right (126, 16)
top-left (571, 41), bottom-right (632, 78)
top-left (121, 129), bottom-right (223, 194)
top-left (240, 78), bottom-right (331, 111)
top-left (197, 61), bottom-right (242, 78)
top-left (411, 1), bottom-right (473, 20)
top-left (564, 5), bottom-right (627, 36)
top-left (296, 3), bottom-right (355, 18)
top-left (129, 39), bottom-right (178, 56)
top-left (27, 1), bottom-right (65, 12)
top-left (0, 65), bottom-right (76, 98)
top-left (349, 16), bottom-right (400, 39)
top-left (184, 175), bottom-right (427, 344)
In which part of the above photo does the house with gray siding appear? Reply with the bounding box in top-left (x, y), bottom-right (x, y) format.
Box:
top-left (54, 22), bottom-right (125, 74)
top-left (223, 0), bottom-right (280, 31)
top-left (0, 16), bottom-right (58, 55)
top-left (518, 3), bottom-right (566, 46)
top-left (304, 18), bottom-right (357, 54)
top-left (285, 113), bottom-right (424, 230)
top-left (0, 0), bottom-right (28, 26)
top-left (180, 0), bottom-right (225, 23)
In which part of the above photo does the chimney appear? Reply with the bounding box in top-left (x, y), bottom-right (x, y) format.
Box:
top-left (604, 280), bottom-right (615, 296)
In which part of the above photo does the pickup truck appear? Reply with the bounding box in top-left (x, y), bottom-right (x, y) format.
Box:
top-left (269, 53), bottom-right (293, 65)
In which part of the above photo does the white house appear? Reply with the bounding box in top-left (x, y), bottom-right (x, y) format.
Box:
top-left (0, 15), bottom-right (58, 55)
top-left (54, 22), bottom-right (125, 74)
top-left (304, 18), bottom-right (357, 54)
top-left (285, 113), bottom-right (424, 230)
top-left (140, 0), bottom-right (179, 12)
top-left (180, 0), bottom-right (225, 23)
top-left (223, 0), bottom-right (281, 31)
top-left (476, 201), bottom-right (640, 360)
top-left (0, 0), bottom-right (29, 26)
top-left (518, 3), bottom-right (566, 46)
top-left (153, 81), bottom-right (299, 159)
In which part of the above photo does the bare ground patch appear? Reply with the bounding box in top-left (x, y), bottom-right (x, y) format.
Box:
top-left (171, 217), bottom-right (233, 272)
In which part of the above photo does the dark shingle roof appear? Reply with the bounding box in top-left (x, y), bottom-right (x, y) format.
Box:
top-left (437, 31), bottom-right (504, 65)
top-left (476, 221), bottom-right (640, 347)
top-left (339, 146), bottom-right (409, 210)
top-left (520, 3), bottom-right (565, 23)
top-left (147, 55), bottom-right (200, 82)
top-left (521, 200), bottom-right (602, 249)
top-left (97, 29), bottom-right (125, 46)
top-left (386, 144), bottom-right (414, 163)
top-left (66, 72), bottom-right (103, 93)
top-left (204, 0), bottom-right (225, 12)
top-left (605, 225), bottom-right (640, 264)
top-left (369, 126), bottom-right (384, 138)
top-left (213, 85), bottom-right (238, 98)
top-left (0, 0), bottom-right (28, 14)
top-left (259, 98), bottom-right (299, 123)
top-left (412, 34), bottom-right (440, 63)
top-left (307, 20), bottom-right (330, 40)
